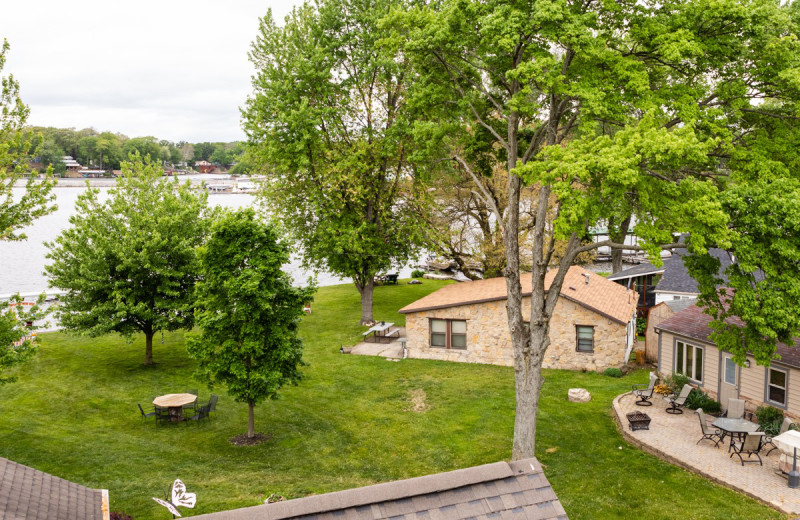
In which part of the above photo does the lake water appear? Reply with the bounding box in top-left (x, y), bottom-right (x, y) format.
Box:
top-left (0, 186), bottom-right (404, 296)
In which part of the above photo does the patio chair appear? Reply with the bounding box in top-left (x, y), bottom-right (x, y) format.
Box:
top-left (730, 431), bottom-right (766, 466)
top-left (154, 405), bottom-right (171, 425)
top-left (632, 373), bottom-right (658, 406)
top-left (765, 418), bottom-right (794, 455)
top-left (726, 398), bottom-right (746, 419)
top-left (666, 384), bottom-right (693, 414)
top-left (208, 394), bottom-right (219, 418)
top-left (696, 408), bottom-right (722, 448)
top-left (189, 403), bottom-right (210, 422)
top-left (138, 403), bottom-right (156, 421)
top-left (183, 389), bottom-right (199, 413)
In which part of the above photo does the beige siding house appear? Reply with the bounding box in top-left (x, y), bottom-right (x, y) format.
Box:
top-left (398, 266), bottom-right (638, 371)
top-left (656, 305), bottom-right (800, 418)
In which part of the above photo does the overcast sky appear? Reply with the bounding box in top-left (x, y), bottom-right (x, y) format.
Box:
top-left (1, 1), bottom-right (301, 143)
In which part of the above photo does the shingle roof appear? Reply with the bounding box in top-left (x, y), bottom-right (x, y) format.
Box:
top-left (664, 298), bottom-right (696, 313)
top-left (191, 458), bottom-right (567, 520)
top-left (0, 457), bottom-right (108, 520)
top-left (606, 261), bottom-right (665, 281)
top-left (399, 266), bottom-right (637, 325)
top-left (654, 248), bottom-right (732, 294)
top-left (656, 305), bottom-right (800, 369)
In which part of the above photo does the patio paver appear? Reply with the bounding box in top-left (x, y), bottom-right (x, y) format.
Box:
top-left (613, 390), bottom-right (800, 515)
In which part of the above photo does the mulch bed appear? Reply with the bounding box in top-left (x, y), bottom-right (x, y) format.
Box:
top-left (229, 433), bottom-right (272, 446)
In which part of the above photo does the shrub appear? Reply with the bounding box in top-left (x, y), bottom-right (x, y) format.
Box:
top-left (654, 384), bottom-right (671, 396)
top-left (662, 372), bottom-right (690, 395)
top-left (756, 405), bottom-right (784, 435)
top-left (636, 317), bottom-right (647, 337)
top-left (685, 389), bottom-right (721, 414)
top-left (411, 269), bottom-right (425, 278)
top-left (604, 367), bottom-right (623, 378)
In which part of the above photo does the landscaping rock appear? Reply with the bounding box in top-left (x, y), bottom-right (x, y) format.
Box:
top-left (568, 388), bottom-right (591, 402)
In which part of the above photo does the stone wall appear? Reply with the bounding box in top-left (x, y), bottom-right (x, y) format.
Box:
top-left (405, 296), bottom-right (629, 371)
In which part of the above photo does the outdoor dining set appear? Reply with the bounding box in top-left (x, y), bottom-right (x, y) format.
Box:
top-left (137, 390), bottom-right (218, 424)
top-left (631, 373), bottom-right (800, 477)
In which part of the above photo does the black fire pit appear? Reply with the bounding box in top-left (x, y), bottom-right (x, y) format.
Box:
top-left (626, 411), bottom-right (651, 431)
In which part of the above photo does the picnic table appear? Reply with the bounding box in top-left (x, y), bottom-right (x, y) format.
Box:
top-left (153, 393), bottom-right (197, 422)
top-left (363, 322), bottom-right (399, 343)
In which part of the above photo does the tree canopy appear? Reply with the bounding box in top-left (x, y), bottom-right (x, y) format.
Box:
top-left (45, 154), bottom-right (211, 364)
top-left (243, 0), bottom-right (427, 324)
top-left (0, 294), bottom-right (48, 385)
top-left (187, 208), bottom-right (314, 438)
top-left (387, 0), bottom-right (800, 458)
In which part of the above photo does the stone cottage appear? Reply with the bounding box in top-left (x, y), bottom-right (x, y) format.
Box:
top-left (399, 266), bottom-right (638, 371)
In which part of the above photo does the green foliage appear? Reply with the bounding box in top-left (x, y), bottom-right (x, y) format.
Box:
top-left (36, 138), bottom-right (65, 174)
top-left (0, 294), bottom-right (48, 385)
top-left (636, 318), bottom-right (648, 337)
top-left (45, 153), bottom-right (211, 364)
top-left (0, 37), bottom-right (56, 241)
top-left (603, 367), bottom-right (623, 378)
top-left (755, 405), bottom-right (784, 436)
top-left (186, 208), bottom-right (315, 437)
top-left (662, 372), bottom-right (691, 395)
top-left (244, 0), bottom-right (427, 323)
top-left (685, 389), bottom-right (721, 414)
top-left (411, 269), bottom-right (425, 278)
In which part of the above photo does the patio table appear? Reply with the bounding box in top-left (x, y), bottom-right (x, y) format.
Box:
top-left (153, 393), bottom-right (197, 422)
top-left (712, 417), bottom-right (760, 450)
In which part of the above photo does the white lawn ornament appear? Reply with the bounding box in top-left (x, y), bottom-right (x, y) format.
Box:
top-left (152, 479), bottom-right (197, 518)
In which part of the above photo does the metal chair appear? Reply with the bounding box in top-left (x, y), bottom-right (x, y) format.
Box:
top-left (726, 398), bottom-right (746, 419)
top-left (190, 403), bottom-right (210, 422)
top-left (666, 384), bottom-right (693, 414)
top-left (183, 389), bottom-right (199, 413)
top-left (632, 373), bottom-right (658, 406)
top-left (154, 405), bottom-right (171, 425)
top-left (138, 403), bottom-right (156, 421)
top-left (730, 431), bottom-right (766, 466)
top-left (765, 418), bottom-right (794, 455)
top-left (696, 408), bottom-right (722, 447)
top-left (208, 394), bottom-right (219, 418)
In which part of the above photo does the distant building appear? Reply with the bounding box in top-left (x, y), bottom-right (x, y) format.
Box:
top-left (63, 156), bottom-right (83, 177)
top-left (195, 160), bottom-right (215, 173)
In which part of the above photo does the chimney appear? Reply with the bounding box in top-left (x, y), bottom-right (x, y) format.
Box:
top-left (584, 273), bottom-right (590, 285)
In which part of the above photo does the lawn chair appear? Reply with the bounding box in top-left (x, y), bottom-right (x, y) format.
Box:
top-left (726, 398), bottom-right (746, 419)
top-left (632, 373), bottom-right (658, 406)
top-left (138, 403), bottom-right (156, 421)
top-left (666, 384), bottom-right (693, 414)
top-left (189, 403), bottom-right (210, 422)
top-left (730, 431), bottom-right (766, 466)
top-left (696, 408), bottom-right (722, 448)
top-left (208, 394), bottom-right (219, 418)
top-left (765, 418), bottom-right (794, 455)
top-left (154, 405), bottom-right (171, 425)
top-left (183, 389), bottom-right (199, 413)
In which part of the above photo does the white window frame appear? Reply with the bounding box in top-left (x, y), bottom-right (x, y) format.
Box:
top-left (675, 340), bottom-right (704, 383)
top-left (766, 366), bottom-right (789, 409)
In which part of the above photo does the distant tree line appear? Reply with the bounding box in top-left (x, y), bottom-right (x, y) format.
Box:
top-left (26, 126), bottom-right (250, 174)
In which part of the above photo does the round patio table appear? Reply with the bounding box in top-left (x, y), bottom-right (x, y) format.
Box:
top-left (153, 393), bottom-right (197, 422)
top-left (711, 417), bottom-right (760, 450)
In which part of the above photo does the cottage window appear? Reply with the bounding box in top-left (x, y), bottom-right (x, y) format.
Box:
top-left (576, 326), bottom-right (594, 352)
top-left (675, 340), bottom-right (703, 382)
top-left (429, 319), bottom-right (467, 350)
top-left (767, 367), bottom-right (788, 407)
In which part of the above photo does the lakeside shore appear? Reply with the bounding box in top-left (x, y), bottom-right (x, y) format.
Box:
top-left (15, 177), bottom-right (257, 189)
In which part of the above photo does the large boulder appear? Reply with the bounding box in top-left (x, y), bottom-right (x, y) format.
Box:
top-left (568, 388), bottom-right (591, 403)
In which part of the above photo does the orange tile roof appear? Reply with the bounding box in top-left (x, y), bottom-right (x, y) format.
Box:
top-left (399, 265), bottom-right (638, 325)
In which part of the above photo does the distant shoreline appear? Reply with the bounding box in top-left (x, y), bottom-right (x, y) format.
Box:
top-left (15, 178), bottom-right (257, 190)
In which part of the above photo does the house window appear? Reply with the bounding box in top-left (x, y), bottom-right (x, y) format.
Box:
top-left (576, 326), bottom-right (594, 352)
top-left (429, 319), bottom-right (467, 350)
top-left (675, 340), bottom-right (703, 382)
top-left (767, 367), bottom-right (788, 407)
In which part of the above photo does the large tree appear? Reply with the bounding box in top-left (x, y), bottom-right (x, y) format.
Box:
top-left (45, 154), bottom-right (211, 364)
top-left (187, 208), bottom-right (314, 439)
top-left (243, 0), bottom-right (426, 324)
top-left (1, 38), bottom-right (55, 241)
top-left (392, 0), bottom-right (800, 458)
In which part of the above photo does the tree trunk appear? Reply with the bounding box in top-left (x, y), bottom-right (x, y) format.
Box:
top-left (610, 215), bottom-right (632, 274)
top-left (248, 402), bottom-right (255, 438)
top-left (144, 331), bottom-right (154, 365)
top-left (512, 321), bottom-right (547, 459)
top-left (357, 278), bottom-right (374, 325)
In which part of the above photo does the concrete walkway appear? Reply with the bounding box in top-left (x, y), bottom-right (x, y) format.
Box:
top-left (349, 327), bottom-right (406, 359)
top-left (614, 391), bottom-right (800, 514)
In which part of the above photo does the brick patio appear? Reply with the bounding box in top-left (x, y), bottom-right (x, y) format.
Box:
top-left (613, 391), bottom-right (800, 515)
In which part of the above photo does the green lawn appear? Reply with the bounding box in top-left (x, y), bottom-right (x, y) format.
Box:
top-left (0, 280), bottom-right (784, 519)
